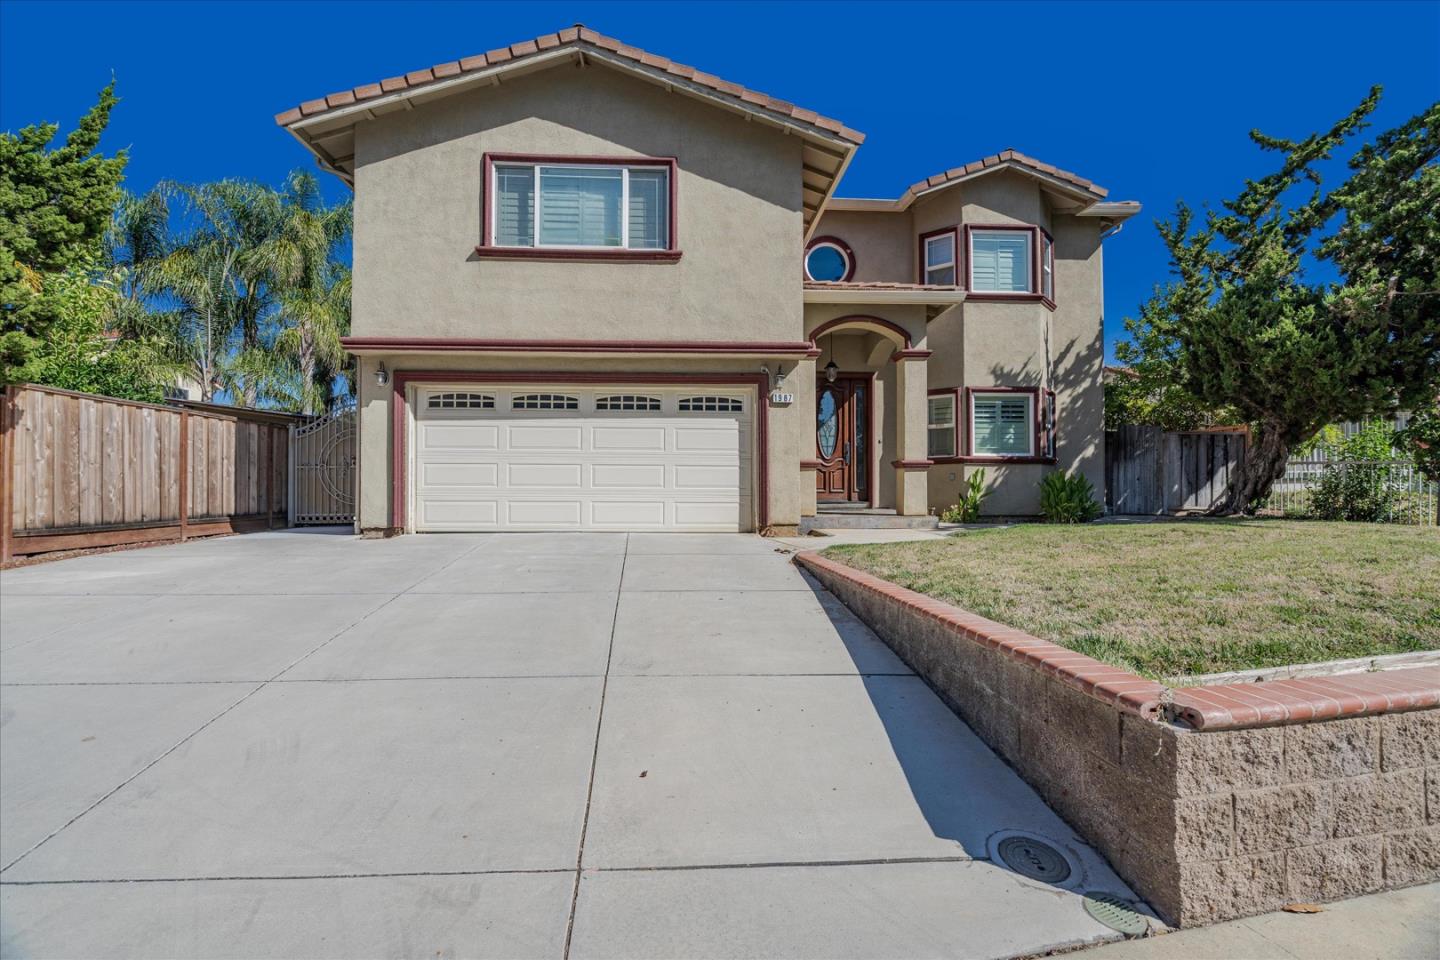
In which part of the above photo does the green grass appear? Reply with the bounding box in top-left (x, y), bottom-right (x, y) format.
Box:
top-left (824, 520), bottom-right (1440, 680)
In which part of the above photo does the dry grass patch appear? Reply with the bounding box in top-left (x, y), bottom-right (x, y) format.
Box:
top-left (824, 519), bottom-right (1440, 679)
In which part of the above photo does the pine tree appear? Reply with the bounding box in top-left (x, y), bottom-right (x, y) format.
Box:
top-left (0, 82), bottom-right (129, 382)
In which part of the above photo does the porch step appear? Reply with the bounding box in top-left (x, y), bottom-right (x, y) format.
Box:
top-left (800, 510), bottom-right (940, 532)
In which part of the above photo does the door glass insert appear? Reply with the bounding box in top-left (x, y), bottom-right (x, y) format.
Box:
top-left (817, 388), bottom-right (839, 459)
top-left (853, 382), bottom-right (868, 493)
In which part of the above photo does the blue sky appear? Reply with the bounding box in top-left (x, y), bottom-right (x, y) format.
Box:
top-left (3, 0), bottom-right (1437, 359)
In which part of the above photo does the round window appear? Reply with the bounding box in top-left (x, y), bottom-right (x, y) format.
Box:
top-left (805, 239), bottom-right (853, 282)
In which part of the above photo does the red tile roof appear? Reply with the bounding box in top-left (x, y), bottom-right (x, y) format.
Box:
top-left (275, 24), bottom-right (865, 145)
top-left (902, 149), bottom-right (1107, 200)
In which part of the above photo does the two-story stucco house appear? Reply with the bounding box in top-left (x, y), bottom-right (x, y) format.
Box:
top-left (276, 25), bottom-right (1138, 535)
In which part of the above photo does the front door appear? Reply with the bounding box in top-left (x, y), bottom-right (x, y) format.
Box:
top-left (815, 375), bottom-right (870, 503)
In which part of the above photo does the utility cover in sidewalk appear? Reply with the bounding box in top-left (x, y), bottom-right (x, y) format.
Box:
top-left (1083, 893), bottom-right (1149, 935)
top-left (996, 834), bottom-right (1071, 883)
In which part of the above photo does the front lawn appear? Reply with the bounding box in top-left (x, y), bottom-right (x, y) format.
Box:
top-left (824, 520), bottom-right (1440, 680)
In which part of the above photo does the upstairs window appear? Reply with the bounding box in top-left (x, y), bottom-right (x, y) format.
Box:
top-left (492, 161), bottom-right (670, 250)
top-left (805, 237), bottom-right (854, 282)
top-left (921, 229), bottom-right (957, 285)
top-left (970, 391), bottom-right (1035, 457)
top-left (1040, 231), bottom-right (1055, 301)
top-left (969, 228), bottom-right (1033, 293)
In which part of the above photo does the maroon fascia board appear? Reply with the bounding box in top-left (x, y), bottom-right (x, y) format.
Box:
top-left (343, 337), bottom-right (817, 357)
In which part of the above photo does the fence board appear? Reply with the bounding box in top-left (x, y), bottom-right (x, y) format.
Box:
top-left (3, 384), bottom-right (296, 560)
top-left (1107, 427), bottom-right (1248, 515)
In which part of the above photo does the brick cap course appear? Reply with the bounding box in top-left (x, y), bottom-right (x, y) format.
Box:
top-left (795, 551), bottom-right (1440, 733)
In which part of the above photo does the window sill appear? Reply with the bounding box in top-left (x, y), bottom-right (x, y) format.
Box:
top-left (965, 292), bottom-right (1047, 304)
top-left (473, 246), bottom-right (683, 263)
top-left (932, 455), bottom-right (1057, 465)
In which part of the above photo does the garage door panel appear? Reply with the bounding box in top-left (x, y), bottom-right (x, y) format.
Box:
top-left (508, 463), bottom-right (584, 488)
top-left (674, 464), bottom-right (741, 489)
top-left (591, 501), bottom-right (667, 527)
top-left (506, 501), bottom-right (583, 525)
top-left (415, 386), bottom-right (752, 532)
top-left (509, 426), bottom-right (584, 450)
top-left (421, 462), bottom-right (500, 488)
top-left (592, 464), bottom-right (667, 489)
top-left (420, 499), bottom-right (499, 526)
top-left (674, 501), bottom-right (744, 527)
top-left (423, 424), bottom-right (500, 450)
top-left (593, 426), bottom-right (668, 452)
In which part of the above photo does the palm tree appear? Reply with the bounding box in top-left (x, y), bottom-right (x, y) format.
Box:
top-left (255, 173), bottom-right (353, 415)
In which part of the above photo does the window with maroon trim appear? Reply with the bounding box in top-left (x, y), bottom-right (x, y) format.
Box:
top-left (968, 389), bottom-right (1037, 458)
top-left (805, 236), bottom-right (855, 282)
top-left (1040, 231), bottom-right (1055, 302)
top-left (1043, 389), bottom-right (1057, 458)
top-left (920, 228), bottom-right (958, 285)
top-left (927, 390), bottom-right (958, 458)
top-left (485, 155), bottom-right (675, 252)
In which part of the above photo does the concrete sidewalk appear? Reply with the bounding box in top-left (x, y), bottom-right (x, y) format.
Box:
top-left (2, 529), bottom-right (1152, 959)
top-left (1073, 883), bottom-right (1440, 959)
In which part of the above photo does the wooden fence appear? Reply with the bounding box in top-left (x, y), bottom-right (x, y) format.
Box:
top-left (1, 384), bottom-right (292, 561)
top-left (1106, 425), bottom-right (1248, 515)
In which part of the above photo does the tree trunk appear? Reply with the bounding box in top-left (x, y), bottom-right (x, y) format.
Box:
top-left (1212, 420), bottom-right (1292, 514)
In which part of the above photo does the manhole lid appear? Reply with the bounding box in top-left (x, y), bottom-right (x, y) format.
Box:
top-left (996, 835), bottom-right (1072, 884)
top-left (1083, 892), bottom-right (1149, 936)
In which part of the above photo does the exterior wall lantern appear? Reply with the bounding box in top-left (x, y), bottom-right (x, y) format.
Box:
top-left (375, 362), bottom-right (389, 386)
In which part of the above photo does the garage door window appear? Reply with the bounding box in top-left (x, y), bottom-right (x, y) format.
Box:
top-left (428, 392), bottom-right (494, 409)
top-left (679, 396), bottom-right (743, 413)
top-left (512, 393), bottom-right (579, 410)
top-left (596, 394), bottom-right (662, 411)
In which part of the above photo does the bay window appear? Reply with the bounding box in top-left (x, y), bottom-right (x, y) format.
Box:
top-left (488, 157), bottom-right (673, 251)
top-left (968, 228), bottom-right (1032, 293)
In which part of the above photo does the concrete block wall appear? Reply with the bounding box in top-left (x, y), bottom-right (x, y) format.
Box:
top-left (797, 551), bottom-right (1440, 927)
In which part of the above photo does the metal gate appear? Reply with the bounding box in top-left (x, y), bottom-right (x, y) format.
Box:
top-left (289, 410), bottom-right (356, 526)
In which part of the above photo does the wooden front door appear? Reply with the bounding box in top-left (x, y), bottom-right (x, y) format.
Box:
top-left (815, 375), bottom-right (871, 503)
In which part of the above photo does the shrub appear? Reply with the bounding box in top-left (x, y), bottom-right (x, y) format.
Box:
top-left (940, 469), bottom-right (989, 523)
top-left (1309, 420), bottom-right (1401, 522)
top-left (1039, 470), bottom-right (1102, 523)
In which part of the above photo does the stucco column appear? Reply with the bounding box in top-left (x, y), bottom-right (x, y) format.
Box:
top-left (892, 355), bottom-right (930, 516)
top-left (794, 357), bottom-right (818, 518)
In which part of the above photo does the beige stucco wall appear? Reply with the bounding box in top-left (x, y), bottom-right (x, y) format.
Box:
top-left (812, 210), bottom-right (915, 282)
top-left (352, 65), bottom-right (804, 342)
top-left (815, 172), bottom-right (1108, 517)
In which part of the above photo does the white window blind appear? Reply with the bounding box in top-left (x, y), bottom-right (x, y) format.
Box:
top-left (494, 165), bottom-right (534, 246)
top-left (627, 167), bottom-right (668, 250)
top-left (924, 233), bottom-right (956, 285)
top-left (540, 167), bottom-right (623, 247)
top-left (492, 162), bottom-right (670, 250)
top-left (927, 394), bottom-right (956, 458)
top-left (971, 393), bottom-right (1033, 456)
top-left (970, 231), bottom-right (1032, 293)
top-left (1041, 232), bottom-right (1054, 300)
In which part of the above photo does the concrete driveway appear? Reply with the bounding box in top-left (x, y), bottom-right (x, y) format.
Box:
top-left (1, 531), bottom-right (1150, 958)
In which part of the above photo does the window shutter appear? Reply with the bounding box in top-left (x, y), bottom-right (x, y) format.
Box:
top-left (627, 168), bottom-right (669, 250)
top-left (971, 232), bottom-right (1031, 292)
top-left (494, 165), bottom-right (534, 246)
top-left (972, 394), bottom-right (1032, 455)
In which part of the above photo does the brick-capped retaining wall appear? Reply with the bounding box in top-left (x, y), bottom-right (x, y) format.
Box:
top-left (796, 550), bottom-right (1440, 927)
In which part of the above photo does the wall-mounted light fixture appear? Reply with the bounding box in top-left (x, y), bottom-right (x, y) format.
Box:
top-left (823, 335), bottom-right (839, 382)
top-left (375, 361), bottom-right (389, 386)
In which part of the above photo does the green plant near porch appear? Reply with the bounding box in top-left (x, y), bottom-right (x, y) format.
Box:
top-left (1039, 470), bottom-right (1102, 523)
top-left (940, 469), bottom-right (989, 523)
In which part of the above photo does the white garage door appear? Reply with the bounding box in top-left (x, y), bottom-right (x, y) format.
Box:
top-left (412, 385), bottom-right (754, 532)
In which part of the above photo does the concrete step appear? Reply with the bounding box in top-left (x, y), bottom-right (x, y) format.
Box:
top-left (800, 512), bottom-right (940, 532)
